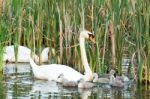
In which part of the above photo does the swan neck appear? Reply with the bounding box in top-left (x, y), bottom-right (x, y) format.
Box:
top-left (41, 53), bottom-right (46, 62)
top-left (79, 36), bottom-right (92, 81)
top-left (41, 48), bottom-right (49, 62)
top-left (29, 56), bottom-right (39, 69)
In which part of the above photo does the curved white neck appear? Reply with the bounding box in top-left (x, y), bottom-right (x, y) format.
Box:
top-left (29, 56), bottom-right (39, 70)
top-left (41, 53), bottom-right (48, 63)
top-left (41, 48), bottom-right (49, 63)
top-left (34, 53), bottom-right (48, 63)
top-left (79, 36), bottom-right (93, 81)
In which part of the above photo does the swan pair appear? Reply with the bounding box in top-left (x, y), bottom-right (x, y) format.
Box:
top-left (30, 30), bottom-right (95, 82)
top-left (3, 45), bottom-right (49, 63)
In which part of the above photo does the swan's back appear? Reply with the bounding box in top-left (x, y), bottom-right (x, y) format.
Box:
top-left (78, 79), bottom-right (94, 89)
top-left (109, 75), bottom-right (124, 87)
top-left (5, 45), bottom-right (31, 54)
top-left (29, 56), bottom-right (83, 81)
top-left (18, 46), bottom-right (31, 62)
top-left (39, 64), bottom-right (84, 82)
top-left (4, 46), bottom-right (16, 61)
top-left (4, 45), bottom-right (31, 62)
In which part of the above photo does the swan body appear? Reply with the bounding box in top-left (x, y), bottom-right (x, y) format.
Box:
top-left (113, 70), bottom-right (129, 82)
top-left (122, 75), bottom-right (129, 82)
top-left (30, 56), bottom-right (84, 81)
top-left (62, 79), bottom-right (78, 87)
top-left (57, 74), bottom-right (78, 87)
top-left (109, 75), bottom-right (124, 87)
top-left (3, 45), bottom-right (49, 63)
top-left (115, 74), bottom-right (129, 82)
top-left (92, 70), bottom-right (115, 83)
top-left (96, 70), bottom-right (116, 79)
top-left (4, 45), bottom-right (32, 62)
top-left (93, 73), bottom-right (110, 84)
top-left (30, 30), bottom-right (95, 82)
top-left (56, 74), bottom-right (65, 83)
top-left (78, 79), bottom-right (95, 89)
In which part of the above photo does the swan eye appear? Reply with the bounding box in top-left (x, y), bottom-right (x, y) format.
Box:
top-left (88, 34), bottom-right (96, 43)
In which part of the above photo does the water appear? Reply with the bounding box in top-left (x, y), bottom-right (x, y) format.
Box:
top-left (0, 63), bottom-right (150, 99)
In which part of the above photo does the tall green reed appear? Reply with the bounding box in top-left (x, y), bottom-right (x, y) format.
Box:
top-left (146, 3), bottom-right (150, 83)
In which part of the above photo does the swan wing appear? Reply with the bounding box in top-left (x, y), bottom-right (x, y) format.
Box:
top-left (39, 64), bottom-right (84, 82)
top-left (18, 46), bottom-right (31, 62)
top-left (5, 45), bottom-right (31, 62)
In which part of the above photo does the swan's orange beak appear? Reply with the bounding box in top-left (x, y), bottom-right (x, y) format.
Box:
top-left (89, 34), bottom-right (96, 44)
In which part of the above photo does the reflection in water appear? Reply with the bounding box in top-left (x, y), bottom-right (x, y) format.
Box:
top-left (0, 72), bottom-right (5, 99)
top-left (78, 88), bottom-right (92, 99)
top-left (1, 63), bottom-right (150, 99)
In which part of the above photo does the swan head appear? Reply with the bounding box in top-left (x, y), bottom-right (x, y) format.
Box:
top-left (77, 78), bottom-right (85, 83)
top-left (57, 73), bottom-right (66, 83)
top-left (93, 73), bottom-right (98, 79)
top-left (92, 73), bottom-right (99, 82)
top-left (80, 30), bottom-right (95, 43)
top-left (58, 73), bottom-right (64, 78)
top-left (109, 69), bottom-right (116, 75)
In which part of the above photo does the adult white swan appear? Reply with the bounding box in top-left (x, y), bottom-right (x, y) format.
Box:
top-left (30, 30), bottom-right (95, 82)
top-left (3, 45), bottom-right (49, 63)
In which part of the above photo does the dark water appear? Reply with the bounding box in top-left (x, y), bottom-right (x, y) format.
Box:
top-left (0, 63), bottom-right (150, 99)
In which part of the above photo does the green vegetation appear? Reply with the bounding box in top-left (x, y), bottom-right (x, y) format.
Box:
top-left (0, 0), bottom-right (150, 83)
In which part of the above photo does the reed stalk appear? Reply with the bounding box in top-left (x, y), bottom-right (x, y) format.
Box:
top-left (146, 4), bottom-right (150, 83)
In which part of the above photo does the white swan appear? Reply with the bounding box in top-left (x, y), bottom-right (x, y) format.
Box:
top-left (3, 45), bottom-right (49, 63)
top-left (30, 30), bottom-right (95, 82)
